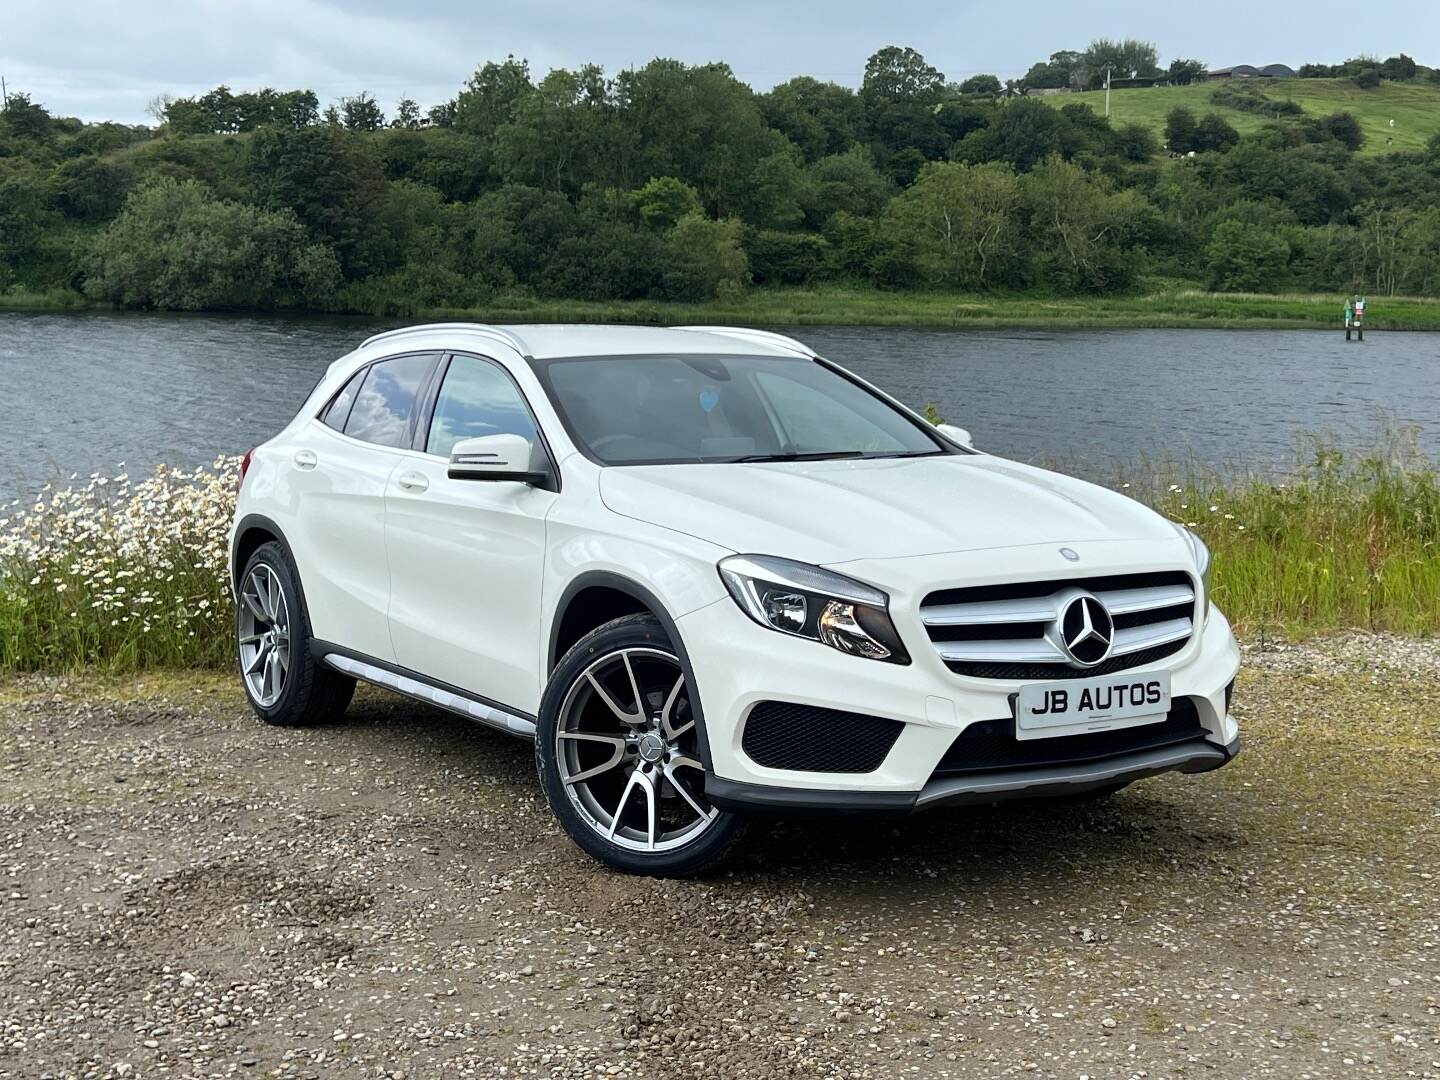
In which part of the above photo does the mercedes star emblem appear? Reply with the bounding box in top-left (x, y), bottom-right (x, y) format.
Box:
top-left (1058, 594), bottom-right (1114, 667)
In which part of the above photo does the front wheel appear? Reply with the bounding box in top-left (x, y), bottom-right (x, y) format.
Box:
top-left (536, 615), bottom-right (746, 876)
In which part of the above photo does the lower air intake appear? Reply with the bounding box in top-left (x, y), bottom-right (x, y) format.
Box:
top-left (741, 701), bottom-right (903, 773)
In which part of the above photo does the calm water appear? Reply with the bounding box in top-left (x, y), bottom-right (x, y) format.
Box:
top-left (1, 312), bottom-right (1436, 498)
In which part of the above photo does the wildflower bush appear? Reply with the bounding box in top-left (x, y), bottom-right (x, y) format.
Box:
top-left (0, 459), bottom-right (238, 671)
top-left (0, 432), bottom-right (1437, 674)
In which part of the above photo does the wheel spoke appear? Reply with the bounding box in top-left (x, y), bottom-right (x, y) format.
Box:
top-left (241, 587), bottom-right (268, 624)
top-left (557, 731), bottom-right (627, 785)
top-left (238, 633), bottom-right (265, 646)
top-left (607, 768), bottom-right (658, 850)
top-left (264, 572), bottom-right (280, 621)
top-left (274, 644), bottom-right (289, 679)
top-left (659, 674), bottom-right (691, 739)
top-left (245, 642), bottom-right (270, 675)
top-left (663, 763), bottom-right (712, 823)
top-left (262, 650), bottom-right (278, 700)
top-left (669, 753), bottom-right (703, 774)
top-left (585, 671), bottom-right (643, 726)
top-left (621, 652), bottom-right (645, 718)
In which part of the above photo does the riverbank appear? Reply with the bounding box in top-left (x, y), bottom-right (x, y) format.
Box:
top-left (1, 634), bottom-right (1436, 1077)
top-left (7, 284), bottom-right (1440, 330)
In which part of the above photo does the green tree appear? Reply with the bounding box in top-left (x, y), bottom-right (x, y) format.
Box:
top-left (1023, 157), bottom-right (1142, 291)
top-left (662, 213), bottom-right (749, 299)
top-left (1164, 106), bottom-right (1199, 153)
top-left (629, 176), bottom-right (703, 230)
top-left (875, 161), bottom-right (1024, 287)
top-left (1082, 39), bottom-right (1162, 83)
top-left (341, 92), bottom-right (385, 131)
top-left (1194, 114), bottom-right (1240, 153)
top-left (452, 57), bottom-right (535, 139)
top-left (83, 177), bottom-right (338, 309)
top-left (956, 98), bottom-right (1066, 172)
top-left (395, 98), bottom-right (422, 129)
top-left (758, 77), bottom-right (861, 161)
top-left (809, 145), bottom-right (893, 220)
top-left (1168, 58), bottom-right (1208, 85)
top-left (1204, 219), bottom-right (1291, 291)
top-left (958, 74), bottom-right (1002, 96)
top-left (860, 46), bottom-right (947, 163)
top-left (0, 92), bottom-right (54, 140)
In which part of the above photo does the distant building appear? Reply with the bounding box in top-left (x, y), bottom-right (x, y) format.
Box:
top-left (1025, 86), bottom-right (1072, 96)
top-left (1207, 63), bottom-right (1297, 80)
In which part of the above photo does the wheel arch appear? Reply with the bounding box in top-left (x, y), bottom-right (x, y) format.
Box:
top-left (232, 514), bottom-right (299, 596)
top-left (548, 571), bottom-right (714, 770)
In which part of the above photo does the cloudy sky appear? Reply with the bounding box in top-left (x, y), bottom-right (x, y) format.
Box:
top-left (5, 0), bottom-right (1434, 123)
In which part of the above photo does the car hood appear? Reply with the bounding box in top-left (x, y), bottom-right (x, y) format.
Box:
top-left (599, 454), bottom-right (1179, 565)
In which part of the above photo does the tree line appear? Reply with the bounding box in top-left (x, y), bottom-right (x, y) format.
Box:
top-left (2, 44), bottom-right (1440, 314)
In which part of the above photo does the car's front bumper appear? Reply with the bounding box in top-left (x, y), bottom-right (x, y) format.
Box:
top-left (678, 560), bottom-right (1242, 814)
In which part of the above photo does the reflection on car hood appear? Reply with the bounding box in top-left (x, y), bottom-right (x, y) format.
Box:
top-left (598, 454), bottom-right (1178, 565)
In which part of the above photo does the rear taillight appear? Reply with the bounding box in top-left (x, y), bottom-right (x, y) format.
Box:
top-left (238, 448), bottom-right (255, 492)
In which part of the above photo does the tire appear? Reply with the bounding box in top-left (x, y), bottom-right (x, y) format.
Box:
top-left (536, 614), bottom-right (746, 876)
top-left (236, 540), bottom-right (355, 726)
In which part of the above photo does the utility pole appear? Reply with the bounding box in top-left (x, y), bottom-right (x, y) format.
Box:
top-left (1, 75), bottom-right (8, 109)
top-left (1104, 65), bottom-right (1112, 117)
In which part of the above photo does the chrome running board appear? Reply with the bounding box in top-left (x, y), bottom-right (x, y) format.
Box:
top-left (321, 653), bottom-right (537, 739)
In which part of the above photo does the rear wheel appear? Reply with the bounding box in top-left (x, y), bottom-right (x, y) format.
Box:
top-left (536, 615), bottom-right (745, 876)
top-left (236, 541), bottom-right (354, 726)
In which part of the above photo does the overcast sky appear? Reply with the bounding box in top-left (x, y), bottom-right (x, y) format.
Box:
top-left (5, 0), bottom-right (1434, 124)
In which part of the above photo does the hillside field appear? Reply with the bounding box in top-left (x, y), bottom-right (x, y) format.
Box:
top-left (1055, 77), bottom-right (1440, 154)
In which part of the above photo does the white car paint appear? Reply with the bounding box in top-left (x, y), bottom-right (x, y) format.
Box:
top-left (231, 323), bottom-right (1240, 810)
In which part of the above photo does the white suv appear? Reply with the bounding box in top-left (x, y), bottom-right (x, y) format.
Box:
top-left (230, 324), bottom-right (1240, 875)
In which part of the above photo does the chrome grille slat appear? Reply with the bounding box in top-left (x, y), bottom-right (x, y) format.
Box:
top-left (920, 571), bottom-right (1196, 680)
top-left (1111, 617), bottom-right (1192, 656)
top-left (935, 638), bottom-right (1066, 663)
top-left (1091, 583), bottom-right (1194, 615)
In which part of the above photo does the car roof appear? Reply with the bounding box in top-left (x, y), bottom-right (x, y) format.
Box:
top-left (355, 323), bottom-right (816, 361)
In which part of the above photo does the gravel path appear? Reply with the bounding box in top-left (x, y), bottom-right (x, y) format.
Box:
top-left (1, 637), bottom-right (1437, 1079)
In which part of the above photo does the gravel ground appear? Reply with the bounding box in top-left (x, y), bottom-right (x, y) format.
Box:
top-left (1, 636), bottom-right (1437, 1079)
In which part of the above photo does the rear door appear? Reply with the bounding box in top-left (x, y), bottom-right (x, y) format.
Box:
top-left (288, 351), bottom-right (440, 662)
top-left (385, 351), bottom-right (557, 714)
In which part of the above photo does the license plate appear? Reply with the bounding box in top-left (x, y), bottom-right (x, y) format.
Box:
top-left (1015, 672), bottom-right (1171, 740)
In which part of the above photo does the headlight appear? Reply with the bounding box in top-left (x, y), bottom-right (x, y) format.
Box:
top-left (1184, 529), bottom-right (1212, 622)
top-left (718, 555), bottom-right (909, 664)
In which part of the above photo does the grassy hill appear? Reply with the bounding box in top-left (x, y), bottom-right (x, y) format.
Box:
top-left (1054, 77), bottom-right (1440, 155)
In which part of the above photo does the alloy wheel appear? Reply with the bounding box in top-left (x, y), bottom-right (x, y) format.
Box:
top-left (555, 647), bottom-right (718, 852)
top-left (238, 564), bottom-right (291, 708)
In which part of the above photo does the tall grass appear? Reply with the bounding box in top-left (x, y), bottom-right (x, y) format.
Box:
top-left (1125, 428), bottom-right (1440, 637)
top-left (0, 433), bottom-right (1435, 674)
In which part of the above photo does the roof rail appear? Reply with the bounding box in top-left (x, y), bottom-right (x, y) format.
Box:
top-left (673, 326), bottom-right (815, 357)
top-left (358, 323), bottom-right (535, 358)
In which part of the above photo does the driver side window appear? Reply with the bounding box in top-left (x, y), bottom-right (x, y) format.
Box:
top-left (426, 355), bottom-right (541, 460)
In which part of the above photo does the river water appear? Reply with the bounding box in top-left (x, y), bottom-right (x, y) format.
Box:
top-left (1, 312), bottom-right (1435, 497)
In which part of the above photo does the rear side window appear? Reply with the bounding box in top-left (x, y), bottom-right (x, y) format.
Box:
top-left (343, 354), bottom-right (436, 448)
top-left (320, 369), bottom-right (366, 432)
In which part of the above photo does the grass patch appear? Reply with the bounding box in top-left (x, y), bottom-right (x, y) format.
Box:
top-left (14, 284), bottom-right (1440, 329)
top-left (1118, 427), bottom-right (1440, 637)
top-left (1059, 77), bottom-right (1440, 155)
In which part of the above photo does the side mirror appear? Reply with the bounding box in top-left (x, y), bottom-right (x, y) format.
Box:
top-left (937, 423), bottom-right (974, 448)
top-left (448, 434), bottom-right (549, 485)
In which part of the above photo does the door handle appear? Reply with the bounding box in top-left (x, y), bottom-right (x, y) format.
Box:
top-left (396, 470), bottom-right (429, 493)
top-left (293, 449), bottom-right (318, 470)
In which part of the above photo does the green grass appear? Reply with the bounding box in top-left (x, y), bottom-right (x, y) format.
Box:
top-left (1116, 428), bottom-right (1440, 637)
top-left (1059, 77), bottom-right (1440, 155)
top-left (12, 284), bottom-right (1439, 329)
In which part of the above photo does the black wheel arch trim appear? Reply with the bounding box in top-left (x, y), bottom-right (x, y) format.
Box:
top-left (549, 571), bottom-right (715, 771)
top-left (232, 513), bottom-right (303, 599)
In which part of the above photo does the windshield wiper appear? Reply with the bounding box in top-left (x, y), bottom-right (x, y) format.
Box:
top-left (731, 450), bottom-right (867, 463)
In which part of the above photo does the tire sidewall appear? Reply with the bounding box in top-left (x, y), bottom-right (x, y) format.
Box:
top-left (536, 615), bottom-right (744, 876)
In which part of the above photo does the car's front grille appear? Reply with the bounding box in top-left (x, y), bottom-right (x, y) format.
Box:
top-left (933, 697), bottom-right (1207, 777)
top-left (741, 701), bottom-right (903, 773)
top-left (920, 571), bottom-right (1197, 680)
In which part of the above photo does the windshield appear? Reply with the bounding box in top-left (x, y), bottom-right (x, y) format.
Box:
top-left (533, 353), bottom-right (945, 466)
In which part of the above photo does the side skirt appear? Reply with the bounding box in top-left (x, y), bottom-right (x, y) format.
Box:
top-left (314, 642), bottom-right (537, 740)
